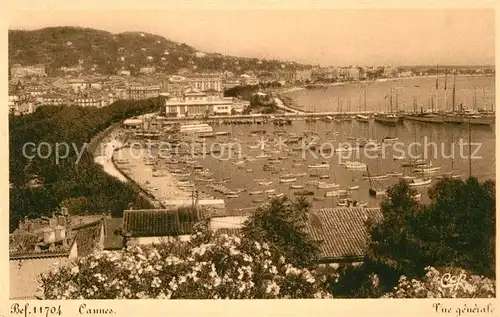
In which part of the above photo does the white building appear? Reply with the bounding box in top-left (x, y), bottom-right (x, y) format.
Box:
top-left (165, 88), bottom-right (234, 117)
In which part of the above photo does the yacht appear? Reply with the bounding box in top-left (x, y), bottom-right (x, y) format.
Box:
top-left (308, 163), bottom-right (330, 169)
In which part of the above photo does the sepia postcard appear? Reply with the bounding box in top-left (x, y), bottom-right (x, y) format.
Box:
top-left (1, 1), bottom-right (498, 316)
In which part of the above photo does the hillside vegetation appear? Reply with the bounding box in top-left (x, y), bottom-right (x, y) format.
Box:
top-left (9, 27), bottom-right (310, 75)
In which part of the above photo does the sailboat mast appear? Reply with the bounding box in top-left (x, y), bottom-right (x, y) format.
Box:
top-left (452, 71), bottom-right (456, 112)
top-left (364, 85), bottom-right (367, 113)
top-left (389, 88), bottom-right (393, 113)
top-left (435, 64), bottom-right (439, 112)
top-left (444, 70), bottom-right (448, 111)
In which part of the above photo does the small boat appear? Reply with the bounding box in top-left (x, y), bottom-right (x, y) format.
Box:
top-left (387, 171), bottom-right (403, 177)
top-left (280, 178), bottom-right (297, 183)
top-left (313, 196), bottom-right (326, 201)
top-left (234, 160), bottom-right (245, 165)
top-left (318, 182), bottom-right (340, 190)
top-left (345, 162), bottom-right (367, 170)
top-left (413, 166), bottom-right (441, 173)
top-left (292, 172), bottom-right (307, 177)
top-left (259, 181), bottom-right (273, 186)
top-left (337, 199), bottom-right (349, 207)
top-left (246, 169), bottom-right (254, 173)
top-left (215, 131), bottom-right (231, 136)
top-left (290, 184), bottom-right (304, 189)
top-left (265, 189), bottom-right (276, 194)
top-left (226, 194), bottom-right (239, 198)
top-left (408, 178), bottom-right (432, 187)
top-left (268, 159), bottom-right (281, 164)
top-left (255, 178), bottom-right (267, 182)
top-left (274, 193), bottom-right (285, 198)
top-left (362, 174), bottom-right (387, 180)
top-left (249, 190), bottom-right (264, 195)
top-left (325, 190), bottom-right (340, 197)
top-left (305, 180), bottom-right (320, 186)
top-left (308, 163), bottom-right (330, 169)
top-left (382, 136), bottom-right (399, 143)
top-left (319, 175), bottom-right (330, 179)
top-left (401, 159), bottom-right (427, 167)
top-left (292, 163), bottom-right (303, 167)
top-left (348, 185), bottom-right (360, 190)
top-left (393, 155), bottom-right (406, 160)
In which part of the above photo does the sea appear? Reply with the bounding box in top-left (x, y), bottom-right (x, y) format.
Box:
top-left (147, 75), bottom-right (496, 212)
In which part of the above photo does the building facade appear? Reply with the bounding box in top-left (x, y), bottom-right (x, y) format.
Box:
top-left (127, 85), bottom-right (161, 100)
top-left (187, 75), bottom-right (222, 92)
top-left (165, 88), bottom-right (234, 117)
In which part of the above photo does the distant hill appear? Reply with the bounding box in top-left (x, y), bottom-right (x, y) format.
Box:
top-left (9, 26), bottom-right (310, 76)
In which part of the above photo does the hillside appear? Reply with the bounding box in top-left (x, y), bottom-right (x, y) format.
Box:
top-left (9, 26), bottom-right (310, 75)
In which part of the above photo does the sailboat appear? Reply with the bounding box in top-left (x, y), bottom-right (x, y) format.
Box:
top-left (356, 85), bottom-right (370, 123)
top-left (375, 88), bottom-right (400, 125)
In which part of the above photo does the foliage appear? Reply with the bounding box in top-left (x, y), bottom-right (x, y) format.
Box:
top-left (242, 196), bottom-right (320, 268)
top-left (9, 99), bottom-right (158, 232)
top-left (39, 223), bottom-right (332, 299)
top-left (9, 27), bottom-right (311, 75)
top-left (366, 178), bottom-right (495, 291)
top-left (383, 266), bottom-right (495, 298)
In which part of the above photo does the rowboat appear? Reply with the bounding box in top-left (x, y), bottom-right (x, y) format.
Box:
top-left (305, 180), bottom-right (320, 186)
top-left (226, 194), bottom-right (239, 198)
top-left (255, 154), bottom-right (271, 159)
top-left (246, 169), bottom-right (254, 173)
top-left (348, 185), bottom-right (360, 190)
top-left (319, 175), bottom-right (330, 179)
top-left (308, 164), bottom-right (330, 169)
top-left (318, 182), bottom-right (340, 190)
top-left (265, 189), bottom-right (276, 194)
top-left (259, 181), bottom-right (273, 186)
top-left (249, 190), bottom-right (264, 195)
top-left (292, 163), bottom-right (303, 167)
top-left (345, 162), bottom-right (367, 170)
top-left (292, 172), bottom-right (307, 177)
top-left (280, 178), bottom-right (297, 183)
top-left (290, 185), bottom-right (304, 189)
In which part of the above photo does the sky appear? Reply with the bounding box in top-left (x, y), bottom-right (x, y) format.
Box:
top-left (6, 5), bottom-right (495, 67)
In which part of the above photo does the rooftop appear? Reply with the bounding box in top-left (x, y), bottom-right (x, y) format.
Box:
top-left (123, 209), bottom-right (200, 237)
top-left (306, 207), bottom-right (382, 262)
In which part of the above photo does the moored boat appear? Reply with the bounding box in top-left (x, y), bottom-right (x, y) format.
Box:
top-left (408, 178), bottom-right (432, 187)
top-left (279, 177), bottom-right (297, 183)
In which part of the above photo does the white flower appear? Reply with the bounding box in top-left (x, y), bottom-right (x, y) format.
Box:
top-left (71, 266), bottom-right (79, 275)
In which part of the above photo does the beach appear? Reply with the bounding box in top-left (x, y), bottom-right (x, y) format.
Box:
top-left (113, 145), bottom-right (193, 205)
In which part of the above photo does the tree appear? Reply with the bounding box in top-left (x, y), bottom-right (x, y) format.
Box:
top-left (366, 180), bottom-right (426, 285)
top-left (241, 196), bottom-right (319, 268)
top-left (39, 223), bottom-right (332, 299)
top-left (366, 177), bottom-right (496, 291)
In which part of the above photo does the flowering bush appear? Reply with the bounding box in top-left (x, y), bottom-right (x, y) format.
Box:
top-left (382, 266), bottom-right (495, 298)
top-left (39, 224), bottom-right (333, 299)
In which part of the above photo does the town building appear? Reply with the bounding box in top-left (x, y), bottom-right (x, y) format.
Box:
top-left (60, 65), bottom-right (84, 73)
top-left (164, 88), bottom-right (234, 117)
top-left (127, 85), bottom-right (161, 100)
top-left (9, 212), bottom-right (107, 299)
top-left (187, 74), bottom-right (223, 92)
top-left (10, 64), bottom-right (46, 78)
top-left (295, 69), bottom-right (313, 82)
top-left (73, 98), bottom-right (104, 108)
top-left (122, 209), bottom-right (199, 245)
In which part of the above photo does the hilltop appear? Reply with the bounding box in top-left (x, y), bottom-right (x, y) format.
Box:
top-left (9, 26), bottom-right (310, 76)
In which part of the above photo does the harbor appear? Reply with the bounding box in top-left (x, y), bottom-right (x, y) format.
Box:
top-left (108, 113), bottom-right (495, 212)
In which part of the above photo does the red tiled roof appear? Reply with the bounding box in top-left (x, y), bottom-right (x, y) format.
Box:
top-left (123, 209), bottom-right (199, 237)
top-left (305, 208), bottom-right (382, 261)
